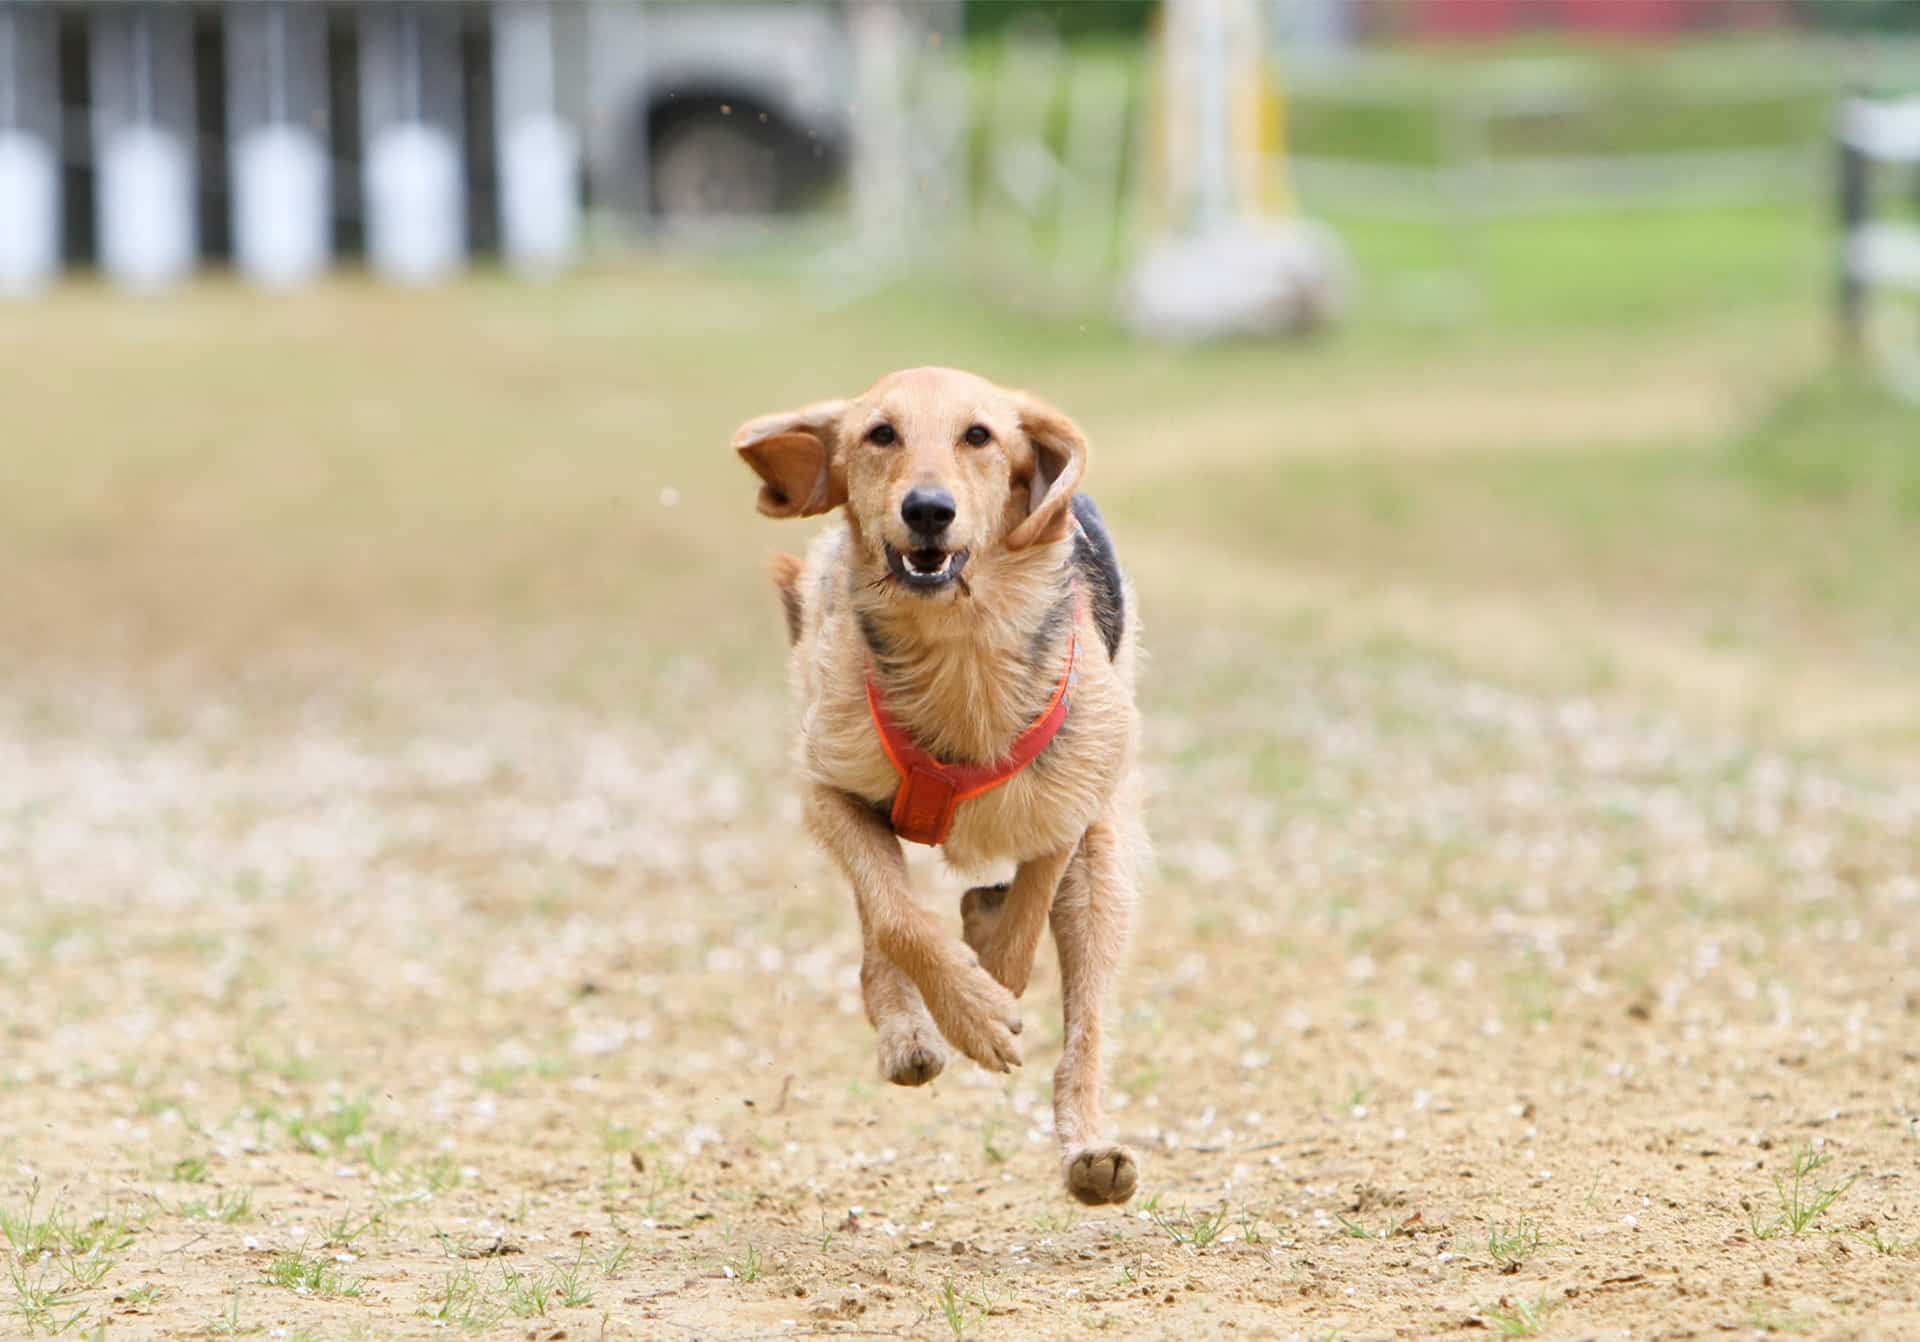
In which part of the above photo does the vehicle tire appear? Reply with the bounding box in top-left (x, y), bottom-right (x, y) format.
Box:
top-left (650, 118), bottom-right (781, 219)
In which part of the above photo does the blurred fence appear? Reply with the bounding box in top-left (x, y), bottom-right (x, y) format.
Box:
top-left (1840, 93), bottom-right (1920, 400)
top-left (0, 0), bottom-right (968, 296)
top-left (0, 0), bottom-right (1885, 305)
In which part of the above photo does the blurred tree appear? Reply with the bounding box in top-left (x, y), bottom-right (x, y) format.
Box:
top-left (964, 0), bottom-right (1157, 39)
top-left (1797, 0), bottom-right (1920, 33)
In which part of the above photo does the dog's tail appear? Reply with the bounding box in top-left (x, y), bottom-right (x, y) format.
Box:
top-left (769, 553), bottom-right (805, 645)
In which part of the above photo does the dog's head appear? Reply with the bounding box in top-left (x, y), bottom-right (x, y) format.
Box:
top-left (733, 367), bottom-right (1087, 598)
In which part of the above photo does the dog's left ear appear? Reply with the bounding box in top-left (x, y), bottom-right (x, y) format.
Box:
top-left (733, 400), bottom-right (849, 519)
top-left (1006, 393), bottom-right (1089, 549)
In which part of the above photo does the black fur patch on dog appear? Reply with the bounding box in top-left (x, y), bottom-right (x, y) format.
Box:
top-left (1070, 494), bottom-right (1125, 660)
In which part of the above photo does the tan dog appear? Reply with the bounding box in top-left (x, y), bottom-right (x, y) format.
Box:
top-left (734, 367), bottom-right (1145, 1206)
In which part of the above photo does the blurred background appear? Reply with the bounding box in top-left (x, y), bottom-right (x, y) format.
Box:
top-left (5, 4), bottom-right (1920, 1336)
top-left (4, 0), bottom-right (1920, 700)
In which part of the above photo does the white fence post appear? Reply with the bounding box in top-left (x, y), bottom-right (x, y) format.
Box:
top-left (493, 0), bottom-right (579, 277)
top-left (226, 1), bottom-right (331, 289)
top-left (0, 1), bottom-right (60, 296)
top-left (360, 2), bottom-right (466, 285)
top-left (1839, 95), bottom-right (1920, 400)
top-left (849, 0), bottom-right (911, 258)
top-left (92, 2), bottom-right (197, 292)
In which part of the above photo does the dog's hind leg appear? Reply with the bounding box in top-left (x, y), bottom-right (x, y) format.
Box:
top-left (860, 924), bottom-right (947, 1086)
top-left (1050, 817), bottom-right (1139, 1205)
top-left (960, 843), bottom-right (1075, 998)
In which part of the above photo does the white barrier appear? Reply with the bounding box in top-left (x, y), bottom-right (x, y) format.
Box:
top-left (360, 4), bottom-right (466, 286)
top-left (92, 5), bottom-right (196, 292)
top-left (227, 1), bottom-right (331, 288)
top-left (1838, 95), bottom-right (1920, 399)
top-left (494, 1), bottom-right (580, 276)
top-left (0, 4), bottom-right (59, 296)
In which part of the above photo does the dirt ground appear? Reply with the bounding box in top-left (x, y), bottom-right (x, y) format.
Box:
top-left (2, 276), bottom-right (1918, 1341)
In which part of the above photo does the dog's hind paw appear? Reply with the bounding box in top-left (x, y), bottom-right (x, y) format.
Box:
top-left (876, 1023), bottom-right (947, 1087)
top-left (959, 883), bottom-right (1009, 958)
top-left (1063, 1144), bottom-right (1139, 1206)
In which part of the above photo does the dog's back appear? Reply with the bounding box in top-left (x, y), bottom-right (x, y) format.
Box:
top-left (770, 552), bottom-right (806, 645)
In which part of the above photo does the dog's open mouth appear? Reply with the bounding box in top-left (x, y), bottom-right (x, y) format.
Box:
top-left (885, 543), bottom-right (970, 593)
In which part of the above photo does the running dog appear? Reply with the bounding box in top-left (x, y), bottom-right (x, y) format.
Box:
top-left (734, 366), bottom-right (1144, 1205)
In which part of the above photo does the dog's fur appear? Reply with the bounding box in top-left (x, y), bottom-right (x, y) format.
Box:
top-left (734, 367), bottom-right (1145, 1205)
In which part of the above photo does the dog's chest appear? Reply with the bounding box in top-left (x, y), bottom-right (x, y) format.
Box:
top-left (804, 686), bottom-right (1120, 868)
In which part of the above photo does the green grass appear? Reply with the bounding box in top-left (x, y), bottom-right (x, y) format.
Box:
top-left (1, 1189), bottom-right (138, 1337)
top-left (1482, 1295), bottom-right (1560, 1337)
top-left (1851, 1226), bottom-right (1920, 1256)
top-left (261, 1248), bottom-right (366, 1299)
top-left (1116, 370), bottom-right (1920, 679)
top-left (418, 1269), bottom-right (505, 1333)
top-left (1489, 1218), bottom-right (1545, 1271)
top-left (174, 1189), bottom-right (253, 1224)
top-left (1748, 1146), bottom-right (1856, 1240)
top-left (937, 1278), bottom-right (975, 1339)
top-left (1732, 373), bottom-right (1920, 517)
top-left (1151, 1205), bottom-right (1231, 1250)
top-left (969, 34), bottom-right (1845, 173)
top-left (206, 1288), bottom-right (263, 1337)
top-left (725, 1242), bottom-right (762, 1285)
top-left (1749, 1302), bottom-right (1817, 1334)
top-left (322, 1209), bottom-right (383, 1250)
top-left (1338, 1212), bottom-right (1418, 1241)
top-left (166, 1156), bottom-right (211, 1184)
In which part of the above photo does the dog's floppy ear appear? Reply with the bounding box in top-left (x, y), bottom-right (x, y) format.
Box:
top-left (1006, 393), bottom-right (1089, 549)
top-left (733, 400), bottom-right (849, 518)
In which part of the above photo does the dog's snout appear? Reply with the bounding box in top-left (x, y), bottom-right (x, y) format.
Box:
top-left (900, 487), bottom-right (957, 535)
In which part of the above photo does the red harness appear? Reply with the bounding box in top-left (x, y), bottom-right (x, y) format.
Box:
top-left (864, 619), bottom-right (1079, 847)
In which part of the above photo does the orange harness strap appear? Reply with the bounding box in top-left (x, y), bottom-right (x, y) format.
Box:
top-left (864, 620), bottom-right (1079, 848)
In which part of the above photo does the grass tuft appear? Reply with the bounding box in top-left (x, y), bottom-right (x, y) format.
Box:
top-left (1151, 1205), bottom-right (1231, 1250)
top-left (174, 1189), bottom-right (253, 1224)
top-left (261, 1248), bottom-right (365, 1299)
top-left (1488, 1217), bottom-right (1545, 1271)
top-left (1482, 1295), bottom-right (1560, 1337)
top-left (1747, 1145), bottom-right (1855, 1240)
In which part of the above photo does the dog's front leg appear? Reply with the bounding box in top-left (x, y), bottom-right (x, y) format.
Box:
top-left (1050, 817), bottom-right (1139, 1205)
top-left (858, 924), bottom-right (947, 1087)
top-left (959, 843), bottom-right (1075, 997)
top-left (805, 784), bottom-right (1024, 1072)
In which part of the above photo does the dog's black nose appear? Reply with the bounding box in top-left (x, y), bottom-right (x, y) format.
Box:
top-left (900, 488), bottom-right (957, 534)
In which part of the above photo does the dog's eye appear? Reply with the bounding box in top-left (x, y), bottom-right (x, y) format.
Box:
top-left (866, 423), bottom-right (897, 446)
top-left (963, 424), bottom-right (991, 447)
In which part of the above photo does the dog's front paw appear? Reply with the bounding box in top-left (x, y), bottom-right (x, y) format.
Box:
top-left (875, 1019), bottom-right (947, 1087)
top-left (925, 959), bottom-right (1023, 1073)
top-left (1063, 1144), bottom-right (1138, 1206)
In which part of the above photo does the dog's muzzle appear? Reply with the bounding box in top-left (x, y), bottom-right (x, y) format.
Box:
top-left (884, 543), bottom-right (970, 593)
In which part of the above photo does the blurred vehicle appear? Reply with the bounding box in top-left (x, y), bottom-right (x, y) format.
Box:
top-left (581, 2), bottom-right (852, 223)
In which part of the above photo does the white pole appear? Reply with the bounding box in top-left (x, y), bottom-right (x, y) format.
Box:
top-left (1194, 0), bottom-right (1234, 232)
top-left (362, 2), bottom-right (465, 285)
top-left (850, 0), bottom-right (909, 256)
top-left (0, 3), bottom-right (61, 296)
top-left (229, 1), bottom-right (331, 288)
top-left (95, 3), bottom-right (196, 292)
top-left (493, 0), bottom-right (579, 276)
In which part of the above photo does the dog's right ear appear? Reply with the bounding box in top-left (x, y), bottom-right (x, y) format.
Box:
top-left (733, 400), bottom-right (849, 519)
